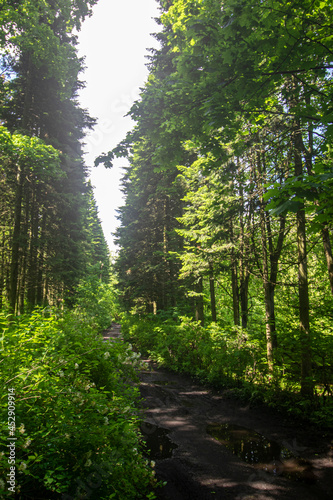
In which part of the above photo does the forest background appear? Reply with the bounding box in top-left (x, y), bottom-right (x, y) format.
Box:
top-left (0, 1), bottom-right (156, 498)
top-left (0, 0), bottom-right (333, 499)
top-left (108, 0), bottom-right (333, 414)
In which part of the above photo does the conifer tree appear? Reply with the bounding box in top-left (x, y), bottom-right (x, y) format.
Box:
top-left (107, 0), bottom-right (333, 396)
top-left (0, 0), bottom-right (108, 311)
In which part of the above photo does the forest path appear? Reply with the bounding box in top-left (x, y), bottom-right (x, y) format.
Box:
top-left (102, 323), bottom-right (122, 342)
top-left (103, 325), bottom-right (333, 500)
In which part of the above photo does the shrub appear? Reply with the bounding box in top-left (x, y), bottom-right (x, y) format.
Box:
top-left (0, 308), bottom-right (156, 499)
top-left (74, 276), bottom-right (118, 331)
top-left (122, 313), bottom-right (333, 427)
top-left (122, 314), bottom-right (259, 386)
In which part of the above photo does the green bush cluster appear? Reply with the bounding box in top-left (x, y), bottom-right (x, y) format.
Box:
top-left (74, 277), bottom-right (119, 331)
top-left (0, 302), bottom-right (156, 499)
top-left (121, 315), bottom-right (263, 386)
top-left (122, 314), bottom-right (333, 427)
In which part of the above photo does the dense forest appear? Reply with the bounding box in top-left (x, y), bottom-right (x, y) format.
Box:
top-left (102, 0), bottom-right (333, 404)
top-left (0, 0), bottom-right (110, 313)
top-left (1, 0), bottom-right (333, 499)
top-left (0, 2), bottom-right (156, 499)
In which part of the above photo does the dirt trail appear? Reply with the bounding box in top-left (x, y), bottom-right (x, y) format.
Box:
top-left (102, 323), bottom-right (122, 342)
top-left (103, 325), bottom-right (333, 500)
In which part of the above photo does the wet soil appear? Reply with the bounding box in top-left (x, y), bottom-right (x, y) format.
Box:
top-left (103, 325), bottom-right (333, 500)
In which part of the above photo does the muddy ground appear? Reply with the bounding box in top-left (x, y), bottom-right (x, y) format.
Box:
top-left (104, 324), bottom-right (333, 500)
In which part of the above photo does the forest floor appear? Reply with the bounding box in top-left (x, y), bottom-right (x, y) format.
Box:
top-left (103, 324), bottom-right (333, 500)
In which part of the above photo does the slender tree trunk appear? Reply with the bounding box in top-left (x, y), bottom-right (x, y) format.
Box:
top-left (18, 252), bottom-right (27, 314)
top-left (195, 276), bottom-right (204, 326)
top-left (230, 219), bottom-right (240, 327)
top-left (209, 264), bottom-right (217, 322)
top-left (256, 150), bottom-right (283, 370)
top-left (230, 247), bottom-right (240, 326)
top-left (293, 117), bottom-right (313, 397)
top-left (258, 178), bottom-right (274, 372)
top-left (239, 276), bottom-right (249, 329)
top-left (322, 227), bottom-right (333, 295)
top-left (239, 225), bottom-right (250, 329)
top-left (162, 197), bottom-right (169, 310)
top-left (37, 211), bottom-right (47, 305)
top-left (43, 278), bottom-right (48, 307)
top-left (265, 213), bottom-right (286, 351)
top-left (18, 186), bottom-right (32, 313)
top-left (297, 206), bottom-right (312, 396)
top-left (9, 165), bottom-right (24, 314)
top-left (8, 52), bottom-right (33, 313)
top-left (27, 186), bottom-right (38, 308)
top-left (239, 167), bottom-right (250, 329)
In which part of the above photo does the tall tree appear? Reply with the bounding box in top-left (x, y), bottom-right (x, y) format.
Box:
top-left (101, 0), bottom-right (332, 395)
top-left (0, 0), bottom-right (108, 311)
top-left (113, 138), bottom-right (185, 313)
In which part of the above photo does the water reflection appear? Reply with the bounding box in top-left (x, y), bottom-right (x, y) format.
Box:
top-left (141, 421), bottom-right (178, 459)
top-left (207, 423), bottom-right (315, 483)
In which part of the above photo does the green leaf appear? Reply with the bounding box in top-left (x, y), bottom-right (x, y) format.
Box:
top-left (270, 200), bottom-right (303, 216)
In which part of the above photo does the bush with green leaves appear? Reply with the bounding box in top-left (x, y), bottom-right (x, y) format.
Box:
top-left (0, 307), bottom-right (156, 499)
top-left (122, 313), bottom-right (333, 427)
top-left (122, 314), bottom-right (260, 385)
top-left (74, 276), bottom-right (119, 331)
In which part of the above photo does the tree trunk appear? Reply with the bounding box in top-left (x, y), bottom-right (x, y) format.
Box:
top-left (239, 276), bottom-right (249, 329)
top-left (209, 265), bottom-right (217, 322)
top-left (297, 206), bottom-right (312, 396)
top-left (9, 52), bottom-right (33, 313)
top-left (195, 276), bottom-right (204, 326)
top-left (293, 117), bottom-right (313, 397)
top-left (18, 251), bottom-right (27, 314)
top-left (230, 247), bottom-right (240, 327)
top-left (256, 150), bottom-right (284, 370)
top-left (162, 197), bottom-right (169, 310)
top-left (265, 213), bottom-right (286, 351)
top-left (230, 219), bottom-right (240, 327)
top-left (9, 165), bottom-right (24, 314)
top-left (322, 227), bottom-right (333, 295)
top-left (239, 172), bottom-right (250, 329)
top-left (258, 181), bottom-right (275, 373)
top-left (27, 186), bottom-right (38, 308)
top-left (36, 211), bottom-right (47, 305)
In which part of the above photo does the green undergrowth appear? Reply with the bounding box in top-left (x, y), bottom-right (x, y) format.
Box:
top-left (121, 313), bottom-right (333, 429)
top-left (0, 288), bottom-right (157, 499)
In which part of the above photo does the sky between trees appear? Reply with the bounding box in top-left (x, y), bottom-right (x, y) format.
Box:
top-left (77, 0), bottom-right (161, 251)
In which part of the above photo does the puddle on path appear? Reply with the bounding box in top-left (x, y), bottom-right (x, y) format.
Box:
top-left (140, 422), bottom-right (178, 459)
top-left (152, 380), bottom-right (175, 386)
top-left (207, 423), bottom-right (316, 483)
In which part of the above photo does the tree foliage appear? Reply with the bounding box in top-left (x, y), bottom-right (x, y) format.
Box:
top-left (0, 0), bottom-right (109, 312)
top-left (109, 0), bottom-right (333, 398)
top-left (0, 302), bottom-right (156, 499)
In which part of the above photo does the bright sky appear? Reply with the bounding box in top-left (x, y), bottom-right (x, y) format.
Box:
top-left (77, 0), bottom-right (161, 252)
